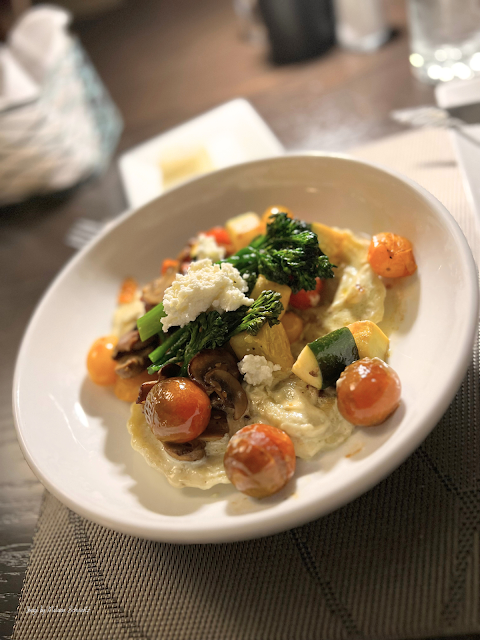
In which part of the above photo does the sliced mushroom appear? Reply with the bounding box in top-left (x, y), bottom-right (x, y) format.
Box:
top-left (136, 380), bottom-right (158, 404)
top-left (178, 244), bottom-right (192, 261)
top-left (157, 363), bottom-right (182, 380)
top-left (141, 268), bottom-right (178, 311)
top-left (115, 346), bottom-right (155, 379)
top-left (204, 369), bottom-right (248, 420)
top-left (163, 439), bottom-right (205, 462)
top-left (188, 348), bottom-right (240, 388)
top-left (112, 329), bottom-right (157, 360)
top-left (198, 409), bottom-right (229, 442)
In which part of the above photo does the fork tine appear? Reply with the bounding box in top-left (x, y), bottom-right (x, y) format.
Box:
top-left (64, 218), bottom-right (107, 250)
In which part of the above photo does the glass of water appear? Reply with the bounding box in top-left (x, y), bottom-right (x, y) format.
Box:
top-left (408, 0), bottom-right (480, 83)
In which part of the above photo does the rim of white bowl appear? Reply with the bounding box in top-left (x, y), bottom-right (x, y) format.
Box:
top-left (12, 153), bottom-right (479, 543)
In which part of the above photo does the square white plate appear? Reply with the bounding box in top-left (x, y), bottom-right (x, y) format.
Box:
top-left (118, 99), bottom-right (285, 209)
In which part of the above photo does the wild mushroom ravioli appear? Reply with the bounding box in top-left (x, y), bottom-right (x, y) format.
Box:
top-left (87, 208), bottom-right (414, 494)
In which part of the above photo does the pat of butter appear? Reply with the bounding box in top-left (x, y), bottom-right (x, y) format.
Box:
top-left (159, 146), bottom-right (213, 189)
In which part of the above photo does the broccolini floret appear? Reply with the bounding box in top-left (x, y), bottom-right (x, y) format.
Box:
top-left (138, 212), bottom-right (335, 373)
top-left (222, 213), bottom-right (335, 293)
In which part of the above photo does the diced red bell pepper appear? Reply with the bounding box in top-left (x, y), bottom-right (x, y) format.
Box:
top-left (289, 278), bottom-right (324, 310)
top-left (204, 226), bottom-right (231, 247)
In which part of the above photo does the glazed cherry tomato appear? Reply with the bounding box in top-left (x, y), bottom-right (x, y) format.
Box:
top-left (205, 226), bottom-right (232, 247)
top-left (224, 424), bottom-right (296, 499)
top-left (117, 277), bottom-right (138, 305)
top-left (261, 205), bottom-right (293, 226)
top-left (114, 370), bottom-right (158, 403)
top-left (86, 335), bottom-right (118, 386)
top-left (336, 357), bottom-right (401, 426)
top-left (161, 258), bottom-right (179, 275)
top-left (367, 232), bottom-right (417, 278)
top-left (289, 277), bottom-right (324, 310)
top-left (144, 377), bottom-right (211, 443)
top-left (281, 311), bottom-right (304, 344)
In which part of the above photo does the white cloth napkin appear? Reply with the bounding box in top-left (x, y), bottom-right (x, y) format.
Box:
top-left (0, 6), bottom-right (71, 110)
top-left (0, 6), bottom-right (119, 205)
top-left (0, 48), bottom-right (38, 112)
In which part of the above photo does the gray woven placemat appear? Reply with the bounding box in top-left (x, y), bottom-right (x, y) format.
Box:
top-left (13, 129), bottom-right (480, 640)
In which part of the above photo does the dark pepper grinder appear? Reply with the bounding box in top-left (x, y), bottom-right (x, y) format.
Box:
top-left (258, 0), bottom-right (335, 64)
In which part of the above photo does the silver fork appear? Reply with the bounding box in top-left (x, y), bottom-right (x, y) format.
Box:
top-left (391, 106), bottom-right (480, 148)
top-left (64, 217), bottom-right (109, 250)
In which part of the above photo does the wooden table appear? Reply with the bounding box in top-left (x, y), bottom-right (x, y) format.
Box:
top-left (0, 0), bottom-right (438, 636)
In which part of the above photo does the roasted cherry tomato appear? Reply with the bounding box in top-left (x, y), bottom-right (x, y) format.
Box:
top-left (336, 357), bottom-right (401, 426)
top-left (161, 258), bottom-right (179, 275)
top-left (117, 277), bottom-right (138, 304)
top-left (281, 311), bottom-right (304, 344)
top-left (367, 232), bottom-right (417, 278)
top-left (144, 377), bottom-right (211, 443)
top-left (289, 277), bottom-right (324, 310)
top-left (224, 424), bottom-right (296, 499)
top-left (205, 226), bottom-right (232, 247)
top-left (114, 370), bottom-right (158, 403)
top-left (261, 205), bottom-right (293, 226)
top-left (86, 335), bottom-right (118, 386)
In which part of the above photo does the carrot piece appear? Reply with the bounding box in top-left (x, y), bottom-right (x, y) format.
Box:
top-left (161, 258), bottom-right (179, 275)
top-left (117, 277), bottom-right (138, 304)
top-left (114, 370), bottom-right (158, 403)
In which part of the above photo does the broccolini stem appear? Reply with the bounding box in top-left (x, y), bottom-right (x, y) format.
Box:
top-left (148, 326), bottom-right (187, 364)
top-left (137, 302), bottom-right (166, 342)
top-left (147, 354), bottom-right (182, 375)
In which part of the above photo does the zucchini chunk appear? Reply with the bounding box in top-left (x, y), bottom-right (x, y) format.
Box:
top-left (292, 343), bottom-right (322, 388)
top-left (347, 320), bottom-right (389, 360)
top-left (292, 327), bottom-right (359, 389)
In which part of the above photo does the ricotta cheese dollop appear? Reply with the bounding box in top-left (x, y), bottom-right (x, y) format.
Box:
top-left (161, 258), bottom-right (253, 331)
top-left (190, 233), bottom-right (226, 262)
top-left (238, 355), bottom-right (281, 386)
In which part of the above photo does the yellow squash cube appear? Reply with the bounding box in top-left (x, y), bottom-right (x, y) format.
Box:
top-left (250, 275), bottom-right (291, 320)
top-left (230, 323), bottom-right (294, 370)
top-left (347, 320), bottom-right (389, 360)
top-left (225, 212), bottom-right (262, 252)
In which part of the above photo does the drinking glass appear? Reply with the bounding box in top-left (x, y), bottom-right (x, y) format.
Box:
top-left (408, 0), bottom-right (480, 83)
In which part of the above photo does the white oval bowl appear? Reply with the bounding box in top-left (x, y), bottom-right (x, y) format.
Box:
top-left (13, 154), bottom-right (479, 543)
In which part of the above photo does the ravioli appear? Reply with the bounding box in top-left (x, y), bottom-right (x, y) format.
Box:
top-left (125, 223), bottom-right (386, 489)
top-left (128, 403), bottom-right (230, 488)
top-left (240, 374), bottom-right (354, 459)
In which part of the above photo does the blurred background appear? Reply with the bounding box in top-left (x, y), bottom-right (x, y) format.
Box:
top-left (2, 1), bottom-right (480, 636)
top-left (1, 0), bottom-right (480, 214)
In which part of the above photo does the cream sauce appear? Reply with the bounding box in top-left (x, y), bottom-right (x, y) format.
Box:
top-left (236, 374), bottom-right (354, 459)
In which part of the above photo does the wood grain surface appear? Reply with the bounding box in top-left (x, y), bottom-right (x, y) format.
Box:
top-left (0, 0), bottom-right (442, 637)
